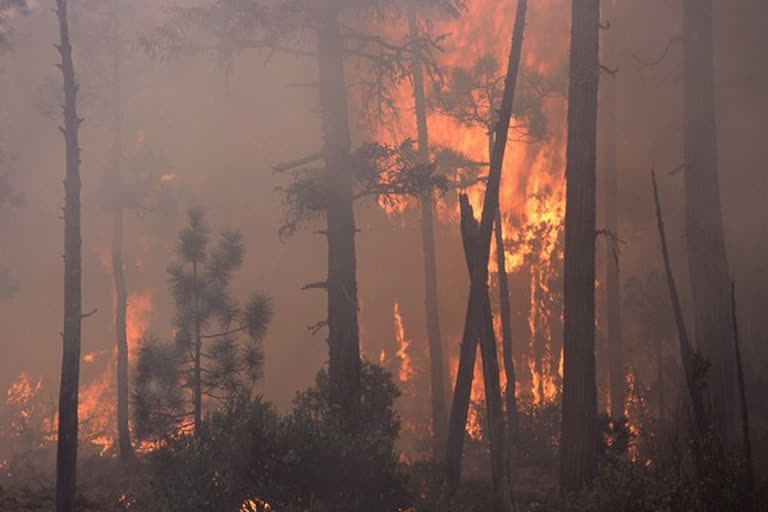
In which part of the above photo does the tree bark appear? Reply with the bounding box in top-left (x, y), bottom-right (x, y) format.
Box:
top-left (682, 0), bottom-right (736, 446)
top-left (494, 212), bottom-right (518, 455)
top-left (55, 1), bottom-right (82, 510)
top-left (600, 0), bottom-right (624, 421)
top-left (316, 7), bottom-right (361, 428)
top-left (110, 0), bottom-right (134, 462)
top-left (443, 1), bottom-right (528, 506)
top-left (560, 0), bottom-right (599, 494)
top-left (408, 6), bottom-right (448, 461)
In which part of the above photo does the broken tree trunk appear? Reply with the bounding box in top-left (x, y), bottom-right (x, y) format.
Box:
top-left (560, 0), bottom-right (600, 494)
top-left (443, 1), bottom-right (528, 507)
top-left (682, 0), bottom-right (736, 447)
top-left (55, 0), bottom-right (83, 510)
top-left (408, 5), bottom-right (448, 459)
top-left (317, 6), bottom-right (361, 428)
top-left (651, 170), bottom-right (708, 463)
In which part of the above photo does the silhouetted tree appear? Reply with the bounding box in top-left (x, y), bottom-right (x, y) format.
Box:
top-left (560, 0), bottom-right (599, 494)
top-left (54, 0), bottom-right (83, 510)
top-left (442, 2), bottom-right (528, 509)
top-left (133, 207), bottom-right (272, 440)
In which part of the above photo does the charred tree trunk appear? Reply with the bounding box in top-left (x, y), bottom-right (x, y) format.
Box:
top-left (55, 0), bottom-right (82, 510)
top-left (682, 0), bottom-right (736, 446)
top-left (730, 283), bottom-right (754, 498)
top-left (560, 0), bottom-right (600, 494)
top-left (408, 6), bottom-right (448, 459)
top-left (651, 170), bottom-right (708, 457)
top-left (600, 0), bottom-right (624, 421)
top-left (317, 7), bottom-right (361, 428)
top-left (110, 2), bottom-right (134, 462)
top-left (495, 211), bottom-right (518, 455)
top-left (443, 1), bottom-right (528, 507)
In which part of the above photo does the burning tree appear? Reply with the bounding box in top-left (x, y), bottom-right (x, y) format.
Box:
top-left (133, 207), bottom-right (272, 440)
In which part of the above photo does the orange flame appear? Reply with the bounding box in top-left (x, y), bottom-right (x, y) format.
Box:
top-left (393, 301), bottom-right (414, 383)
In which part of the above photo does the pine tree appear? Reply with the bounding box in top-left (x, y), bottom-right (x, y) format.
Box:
top-left (133, 207), bottom-right (272, 439)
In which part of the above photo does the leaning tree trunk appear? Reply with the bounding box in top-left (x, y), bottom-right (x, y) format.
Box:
top-left (55, 0), bottom-right (82, 510)
top-left (682, 0), bottom-right (736, 446)
top-left (560, 0), bottom-right (600, 494)
top-left (408, 6), bottom-right (448, 460)
top-left (317, 7), bottom-right (361, 428)
top-left (494, 211), bottom-right (518, 455)
top-left (443, 1), bottom-right (528, 507)
top-left (651, 170), bottom-right (708, 465)
top-left (110, 1), bottom-right (134, 462)
top-left (490, 126), bottom-right (518, 456)
top-left (600, 0), bottom-right (624, 421)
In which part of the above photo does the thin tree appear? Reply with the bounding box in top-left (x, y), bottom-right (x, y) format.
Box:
top-left (443, 1), bottom-right (527, 507)
top-left (406, 2), bottom-right (449, 460)
top-left (107, 0), bottom-right (135, 463)
top-left (730, 283), bottom-right (754, 499)
top-left (55, 0), bottom-right (83, 510)
top-left (651, 170), bottom-right (708, 465)
top-left (600, 0), bottom-right (624, 421)
top-left (133, 207), bottom-right (272, 439)
top-left (560, 0), bottom-right (600, 494)
top-left (682, 0), bottom-right (736, 445)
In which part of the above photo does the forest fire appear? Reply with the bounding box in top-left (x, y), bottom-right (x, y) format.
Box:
top-left (393, 300), bottom-right (414, 383)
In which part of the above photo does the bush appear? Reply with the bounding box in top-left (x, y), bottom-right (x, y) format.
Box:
top-left (138, 361), bottom-right (409, 512)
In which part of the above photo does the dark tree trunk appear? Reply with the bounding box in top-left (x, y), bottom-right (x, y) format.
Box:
top-left (408, 6), bottom-right (448, 460)
top-left (682, 0), bottom-right (736, 446)
top-left (651, 170), bottom-right (708, 457)
top-left (110, 2), bottom-right (134, 462)
top-left (193, 261), bottom-right (202, 434)
top-left (495, 211), bottom-right (518, 455)
top-left (55, 1), bottom-right (82, 510)
top-left (730, 283), bottom-right (754, 498)
top-left (443, 1), bottom-right (528, 506)
top-left (560, 0), bottom-right (599, 494)
top-left (600, 0), bottom-right (624, 421)
top-left (317, 7), bottom-right (361, 428)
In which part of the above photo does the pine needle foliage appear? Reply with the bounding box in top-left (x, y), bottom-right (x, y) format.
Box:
top-left (133, 207), bottom-right (272, 441)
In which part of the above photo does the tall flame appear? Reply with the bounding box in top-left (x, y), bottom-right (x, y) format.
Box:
top-left (393, 300), bottom-right (414, 383)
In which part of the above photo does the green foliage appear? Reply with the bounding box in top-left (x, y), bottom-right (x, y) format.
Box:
top-left (138, 361), bottom-right (408, 512)
top-left (133, 207), bottom-right (272, 441)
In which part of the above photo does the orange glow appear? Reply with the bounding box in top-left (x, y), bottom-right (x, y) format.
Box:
top-left (393, 300), bottom-right (414, 383)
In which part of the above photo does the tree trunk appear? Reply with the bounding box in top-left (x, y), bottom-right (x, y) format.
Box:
top-left (408, 6), bottom-right (448, 460)
top-left (494, 212), bottom-right (518, 455)
top-left (55, 1), bottom-right (82, 510)
top-left (443, 2), bottom-right (528, 506)
top-left (560, 0), bottom-right (600, 494)
top-left (730, 283), bottom-right (754, 498)
top-left (600, 0), bottom-right (624, 421)
top-left (110, 1), bottom-right (134, 462)
top-left (316, 7), bottom-right (361, 428)
top-left (682, 0), bottom-right (736, 446)
top-left (193, 261), bottom-right (202, 434)
top-left (651, 170), bottom-right (708, 459)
